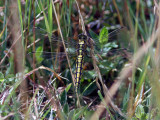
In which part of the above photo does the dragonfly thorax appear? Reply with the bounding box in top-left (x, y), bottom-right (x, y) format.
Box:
top-left (78, 33), bottom-right (87, 46)
top-left (78, 40), bottom-right (85, 45)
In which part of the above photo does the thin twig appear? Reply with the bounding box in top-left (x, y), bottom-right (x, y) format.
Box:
top-left (75, 0), bottom-right (87, 35)
top-left (112, 0), bottom-right (123, 26)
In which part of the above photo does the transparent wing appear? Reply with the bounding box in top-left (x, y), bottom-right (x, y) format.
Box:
top-left (27, 27), bottom-right (78, 63)
top-left (34, 27), bottom-right (77, 46)
top-left (28, 26), bottom-right (126, 64)
top-left (87, 26), bottom-right (127, 56)
top-left (27, 51), bottom-right (76, 63)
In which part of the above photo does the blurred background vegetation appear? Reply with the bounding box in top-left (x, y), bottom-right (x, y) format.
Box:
top-left (0, 0), bottom-right (159, 119)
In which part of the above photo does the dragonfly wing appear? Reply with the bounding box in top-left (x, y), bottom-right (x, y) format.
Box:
top-left (27, 27), bottom-right (78, 64)
top-left (27, 51), bottom-right (77, 63)
top-left (34, 27), bottom-right (77, 47)
top-left (88, 26), bottom-right (127, 55)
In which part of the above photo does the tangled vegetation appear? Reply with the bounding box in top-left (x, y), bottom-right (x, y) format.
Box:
top-left (0, 0), bottom-right (160, 119)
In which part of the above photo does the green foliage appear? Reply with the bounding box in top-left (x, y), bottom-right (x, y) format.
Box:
top-left (82, 79), bottom-right (96, 96)
top-left (122, 86), bottom-right (130, 112)
top-left (65, 83), bottom-right (72, 92)
top-left (35, 46), bottom-right (44, 64)
top-left (132, 104), bottom-right (149, 120)
top-left (99, 27), bottom-right (109, 48)
top-left (60, 89), bottom-right (67, 105)
top-left (0, 72), bottom-right (4, 82)
top-left (59, 86), bottom-right (90, 120)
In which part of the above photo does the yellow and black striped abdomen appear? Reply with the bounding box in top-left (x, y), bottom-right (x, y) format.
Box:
top-left (75, 49), bottom-right (84, 90)
top-left (75, 34), bottom-right (87, 92)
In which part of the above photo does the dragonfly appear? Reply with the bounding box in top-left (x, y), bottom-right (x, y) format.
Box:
top-left (28, 26), bottom-right (127, 92)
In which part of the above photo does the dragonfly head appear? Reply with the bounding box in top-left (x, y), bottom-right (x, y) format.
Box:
top-left (78, 33), bottom-right (87, 41)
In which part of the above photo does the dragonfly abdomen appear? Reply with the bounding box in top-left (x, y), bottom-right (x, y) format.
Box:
top-left (75, 34), bottom-right (87, 92)
top-left (75, 54), bottom-right (84, 90)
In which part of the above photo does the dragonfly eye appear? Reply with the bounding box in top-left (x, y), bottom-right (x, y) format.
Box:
top-left (78, 34), bottom-right (87, 40)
